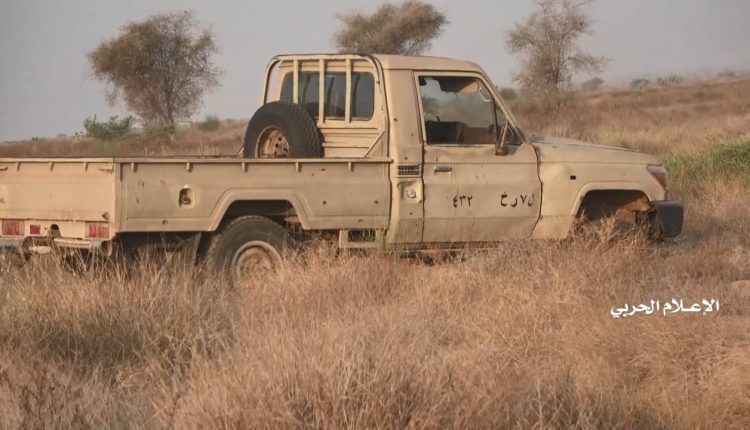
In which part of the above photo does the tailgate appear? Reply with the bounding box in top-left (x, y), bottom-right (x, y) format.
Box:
top-left (0, 159), bottom-right (117, 240)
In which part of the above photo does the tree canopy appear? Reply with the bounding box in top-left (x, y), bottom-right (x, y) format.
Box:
top-left (334, 1), bottom-right (448, 55)
top-left (507, 0), bottom-right (605, 101)
top-left (88, 11), bottom-right (221, 137)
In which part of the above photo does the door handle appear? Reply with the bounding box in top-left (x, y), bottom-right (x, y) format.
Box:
top-left (434, 165), bottom-right (453, 173)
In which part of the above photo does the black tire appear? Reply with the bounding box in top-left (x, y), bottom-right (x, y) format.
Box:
top-left (243, 101), bottom-right (323, 158)
top-left (203, 216), bottom-right (295, 285)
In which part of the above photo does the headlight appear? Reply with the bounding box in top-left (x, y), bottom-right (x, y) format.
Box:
top-left (647, 165), bottom-right (669, 189)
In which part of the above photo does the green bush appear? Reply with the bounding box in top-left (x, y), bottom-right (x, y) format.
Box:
top-left (656, 74), bottom-right (684, 87)
top-left (83, 115), bottom-right (134, 140)
top-left (195, 115), bottom-right (221, 132)
top-left (581, 77), bottom-right (604, 91)
top-left (666, 139), bottom-right (750, 186)
top-left (499, 87), bottom-right (519, 101)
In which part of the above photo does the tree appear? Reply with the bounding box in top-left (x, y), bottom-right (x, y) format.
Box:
top-left (334, 1), bottom-right (448, 55)
top-left (88, 11), bottom-right (221, 139)
top-left (506, 0), bottom-right (605, 101)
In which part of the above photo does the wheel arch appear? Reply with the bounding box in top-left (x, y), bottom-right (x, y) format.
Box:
top-left (572, 183), bottom-right (653, 221)
top-left (208, 190), bottom-right (313, 231)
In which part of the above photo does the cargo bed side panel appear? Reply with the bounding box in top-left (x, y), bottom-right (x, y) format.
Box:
top-left (118, 159), bottom-right (391, 232)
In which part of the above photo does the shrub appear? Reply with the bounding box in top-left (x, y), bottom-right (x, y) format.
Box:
top-left (666, 139), bottom-right (750, 187)
top-left (195, 115), bottom-right (221, 132)
top-left (657, 74), bottom-right (684, 87)
top-left (630, 78), bottom-right (650, 89)
top-left (83, 115), bottom-right (134, 140)
top-left (499, 87), bottom-right (519, 101)
top-left (581, 77), bottom-right (604, 91)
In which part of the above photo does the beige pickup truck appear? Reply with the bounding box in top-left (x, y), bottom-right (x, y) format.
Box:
top-left (0, 54), bottom-right (682, 283)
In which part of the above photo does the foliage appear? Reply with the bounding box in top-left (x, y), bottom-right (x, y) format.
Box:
top-left (83, 115), bottom-right (134, 140)
top-left (195, 115), bottom-right (221, 132)
top-left (666, 139), bottom-right (750, 187)
top-left (630, 78), bottom-right (651, 89)
top-left (334, 1), bottom-right (448, 55)
top-left (88, 11), bottom-right (221, 139)
top-left (506, 0), bottom-right (606, 102)
top-left (656, 74), bottom-right (684, 87)
top-left (499, 87), bottom-right (519, 101)
top-left (581, 77), bottom-right (604, 91)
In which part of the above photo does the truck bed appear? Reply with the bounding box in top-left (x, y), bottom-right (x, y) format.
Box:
top-left (0, 157), bottom-right (391, 249)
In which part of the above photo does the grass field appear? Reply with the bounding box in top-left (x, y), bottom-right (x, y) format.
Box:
top-left (1, 79), bottom-right (750, 429)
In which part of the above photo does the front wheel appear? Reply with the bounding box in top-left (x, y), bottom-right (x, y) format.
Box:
top-left (203, 216), bottom-right (295, 286)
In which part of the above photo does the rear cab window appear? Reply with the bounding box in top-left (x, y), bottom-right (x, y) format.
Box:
top-left (278, 71), bottom-right (375, 121)
top-left (265, 56), bottom-right (384, 157)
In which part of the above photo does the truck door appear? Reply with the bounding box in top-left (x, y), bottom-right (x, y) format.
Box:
top-left (418, 74), bottom-right (541, 243)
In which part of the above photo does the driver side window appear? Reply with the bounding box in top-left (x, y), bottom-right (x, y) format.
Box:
top-left (419, 75), bottom-right (505, 146)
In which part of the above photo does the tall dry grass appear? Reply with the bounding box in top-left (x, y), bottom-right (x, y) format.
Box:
top-left (1, 78), bottom-right (750, 428)
top-left (511, 77), bottom-right (750, 157)
top-left (2, 222), bottom-right (749, 428)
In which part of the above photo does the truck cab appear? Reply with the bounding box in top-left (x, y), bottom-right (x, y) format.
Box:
top-left (261, 54), bottom-right (680, 247)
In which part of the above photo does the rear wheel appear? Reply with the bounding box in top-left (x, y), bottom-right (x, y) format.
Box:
top-left (203, 216), bottom-right (294, 286)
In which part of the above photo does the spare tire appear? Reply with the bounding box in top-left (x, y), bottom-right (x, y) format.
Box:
top-left (243, 101), bottom-right (323, 158)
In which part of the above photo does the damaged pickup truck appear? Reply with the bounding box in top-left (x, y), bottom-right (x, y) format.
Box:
top-left (0, 54), bottom-right (683, 284)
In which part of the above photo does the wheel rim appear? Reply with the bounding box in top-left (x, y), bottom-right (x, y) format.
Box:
top-left (257, 126), bottom-right (290, 158)
top-left (231, 241), bottom-right (281, 286)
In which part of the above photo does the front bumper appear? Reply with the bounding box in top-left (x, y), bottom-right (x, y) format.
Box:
top-left (653, 200), bottom-right (684, 238)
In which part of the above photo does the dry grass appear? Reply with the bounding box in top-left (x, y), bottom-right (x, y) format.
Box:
top-left (0, 121), bottom-right (246, 158)
top-left (2, 228), bottom-right (749, 429)
top-left (2, 78), bottom-right (750, 429)
top-left (512, 77), bottom-right (750, 157)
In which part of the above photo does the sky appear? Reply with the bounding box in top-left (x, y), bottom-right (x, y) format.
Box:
top-left (1, 0), bottom-right (749, 141)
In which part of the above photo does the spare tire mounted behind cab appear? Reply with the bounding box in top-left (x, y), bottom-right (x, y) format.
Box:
top-left (243, 101), bottom-right (323, 158)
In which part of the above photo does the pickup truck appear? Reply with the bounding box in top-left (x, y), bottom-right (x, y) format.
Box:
top-left (0, 54), bottom-right (683, 284)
